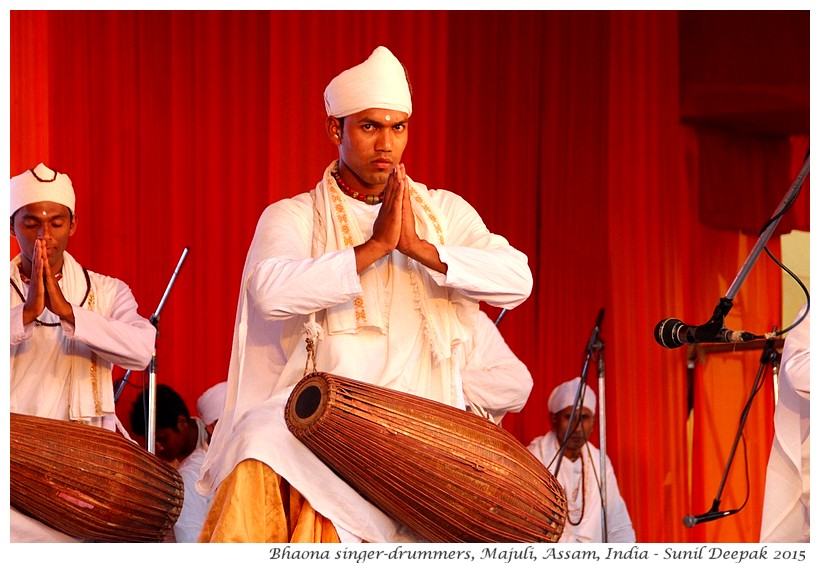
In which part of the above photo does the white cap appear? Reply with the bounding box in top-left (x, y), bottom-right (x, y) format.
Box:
top-left (197, 381), bottom-right (227, 426)
top-left (324, 46), bottom-right (412, 118)
top-left (548, 377), bottom-right (597, 415)
top-left (10, 163), bottom-right (76, 217)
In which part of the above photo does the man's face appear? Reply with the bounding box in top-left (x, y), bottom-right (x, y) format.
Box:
top-left (10, 201), bottom-right (76, 273)
top-left (337, 108), bottom-right (409, 189)
top-left (153, 416), bottom-right (189, 462)
top-left (551, 405), bottom-right (595, 454)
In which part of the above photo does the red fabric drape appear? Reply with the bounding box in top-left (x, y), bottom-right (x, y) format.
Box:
top-left (9, 10), bottom-right (809, 543)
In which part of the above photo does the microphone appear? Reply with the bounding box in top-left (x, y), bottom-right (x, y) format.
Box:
top-left (682, 509), bottom-right (737, 528)
top-left (654, 317), bottom-right (756, 349)
top-left (494, 309), bottom-right (508, 326)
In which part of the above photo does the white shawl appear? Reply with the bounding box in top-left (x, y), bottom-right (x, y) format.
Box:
top-left (10, 251), bottom-right (115, 423)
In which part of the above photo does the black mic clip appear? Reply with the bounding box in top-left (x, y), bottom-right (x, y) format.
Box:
top-left (654, 297), bottom-right (757, 349)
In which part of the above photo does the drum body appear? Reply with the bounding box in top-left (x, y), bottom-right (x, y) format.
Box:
top-left (10, 412), bottom-right (184, 542)
top-left (285, 372), bottom-right (567, 542)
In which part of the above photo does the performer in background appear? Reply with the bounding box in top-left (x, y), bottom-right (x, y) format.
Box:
top-left (760, 305), bottom-right (810, 542)
top-left (197, 380), bottom-right (228, 442)
top-left (528, 377), bottom-right (636, 542)
top-left (9, 163), bottom-right (155, 541)
top-left (130, 384), bottom-right (216, 542)
top-left (197, 46), bottom-right (533, 543)
top-left (461, 309), bottom-right (533, 425)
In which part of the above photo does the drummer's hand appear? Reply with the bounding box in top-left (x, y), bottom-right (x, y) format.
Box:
top-left (42, 247), bottom-right (75, 326)
top-left (22, 239), bottom-right (47, 325)
top-left (395, 165), bottom-right (448, 274)
top-left (355, 167), bottom-right (404, 273)
top-left (395, 164), bottom-right (422, 254)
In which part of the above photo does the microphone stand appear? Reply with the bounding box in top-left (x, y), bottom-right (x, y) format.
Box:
top-left (682, 336), bottom-right (780, 527)
top-left (555, 308), bottom-right (605, 476)
top-left (596, 336), bottom-right (608, 542)
top-left (704, 157), bottom-right (809, 337)
top-left (113, 248), bottom-right (189, 454)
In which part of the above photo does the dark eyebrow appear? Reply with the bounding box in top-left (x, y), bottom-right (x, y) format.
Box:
top-left (358, 118), bottom-right (408, 128)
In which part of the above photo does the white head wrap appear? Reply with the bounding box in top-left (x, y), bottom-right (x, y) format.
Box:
top-left (324, 46), bottom-right (412, 118)
top-left (548, 377), bottom-right (597, 415)
top-left (197, 381), bottom-right (228, 426)
top-left (10, 163), bottom-right (76, 217)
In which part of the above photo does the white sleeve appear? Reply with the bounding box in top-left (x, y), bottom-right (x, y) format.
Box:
top-left (244, 200), bottom-right (363, 320)
top-left (9, 303), bottom-right (35, 346)
top-left (603, 455), bottom-right (637, 542)
top-left (461, 311), bottom-right (533, 417)
top-left (425, 191), bottom-right (533, 309)
top-left (65, 277), bottom-right (156, 371)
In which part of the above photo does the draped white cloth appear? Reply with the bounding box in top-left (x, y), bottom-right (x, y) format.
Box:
top-left (760, 306), bottom-right (810, 542)
top-left (528, 431), bottom-right (636, 543)
top-left (460, 309), bottom-right (533, 424)
top-left (198, 161), bottom-right (532, 542)
top-left (10, 251), bottom-right (155, 428)
top-left (9, 251), bottom-right (155, 541)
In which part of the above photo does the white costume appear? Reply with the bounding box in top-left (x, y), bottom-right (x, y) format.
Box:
top-left (460, 309), bottom-right (533, 424)
top-left (198, 163), bottom-right (532, 542)
top-left (174, 443), bottom-right (213, 542)
top-left (172, 386), bottom-right (224, 541)
top-left (199, 45), bottom-right (532, 543)
top-left (760, 306), bottom-right (810, 542)
top-left (9, 163), bottom-right (156, 542)
top-left (528, 378), bottom-right (635, 543)
top-left (528, 431), bottom-right (635, 542)
top-left (197, 381), bottom-right (228, 427)
top-left (10, 252), bottom-right (155, 426)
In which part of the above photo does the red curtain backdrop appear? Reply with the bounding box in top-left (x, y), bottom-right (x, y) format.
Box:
top-left (9, 10), bottom-right (809, 543)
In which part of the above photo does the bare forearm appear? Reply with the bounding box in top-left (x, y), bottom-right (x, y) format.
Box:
top-left (401, 238), bottom-right (447, 274)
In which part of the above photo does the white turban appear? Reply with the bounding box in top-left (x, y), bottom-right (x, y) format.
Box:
top-left (10, 163), bottom-right (76, 217)
top-left (324, 46), bottom-right (412, 118)
top-left (197, 381), bottom-right (227, 426)
top-left (548, 377), bottom-right (597, 415)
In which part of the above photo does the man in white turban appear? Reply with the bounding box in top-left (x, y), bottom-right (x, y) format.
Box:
top-left (197, 380), bottom-right (227, 441)
top-left (197, 46), bottom-right (533, 543)
top-left (528, 377), bottom-right (636, 543)
top-left (10, 163), bottom-right (156, 542)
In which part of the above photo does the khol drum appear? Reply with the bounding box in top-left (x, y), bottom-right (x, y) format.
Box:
top-left (11, 412), bottom-right (184, 542)
top-left (286, 372), bottom-right (567, 542)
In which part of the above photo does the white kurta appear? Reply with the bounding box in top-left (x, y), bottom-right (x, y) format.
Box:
top-left (10, 256), bottom-right (156, 426)
top-left (528, 431), bottom-right (636, 543)
top-left (9, 254), bottom-right (155, 542)
top-left (760, 307), bottom-right (810, 542)
top-left (174, 444), bottom-right (213, 543)
top-left (199, 164), bottom-right (533, 542)
top-left (460, 309), bottom-right (533, 423)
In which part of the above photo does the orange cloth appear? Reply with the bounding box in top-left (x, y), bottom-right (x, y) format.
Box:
top-left (198, 459), bottom-right (340, 543)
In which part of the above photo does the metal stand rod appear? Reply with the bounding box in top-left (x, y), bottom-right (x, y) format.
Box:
top-left (683, 337), bottom-right (780, 527)
top-left (597, 341), bottom-right (608, 542)
top-left (113, 247), bottom-right (189, 403)
top-left (113, 248), bottom-right (188, 456)
top-left (555, 308), bottom-right (604, 476)
top-left (725, 157), bottom-right (809, 301)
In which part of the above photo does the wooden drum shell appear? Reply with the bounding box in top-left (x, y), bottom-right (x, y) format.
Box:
top-left (286, 372), bottom-right (567, 543)
top-left (11, 412), bottom-right (184, 542)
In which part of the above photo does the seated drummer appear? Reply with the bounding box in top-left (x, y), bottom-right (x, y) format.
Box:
top-left (130, 384), bottom-right (220, 543)
top-left (9, 163), bottom-right (155, 541)
top-left (196, 46), bottom-right (533, 543)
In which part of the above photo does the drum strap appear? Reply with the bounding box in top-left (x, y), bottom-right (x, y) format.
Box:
top-left (302, 313), bottom-right (323, 376)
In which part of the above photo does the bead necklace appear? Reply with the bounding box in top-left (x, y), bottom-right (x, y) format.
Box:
top-left (332, 170), bottom-right (384, 205)
top-left (566, 453), bottom-right (587, 526)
